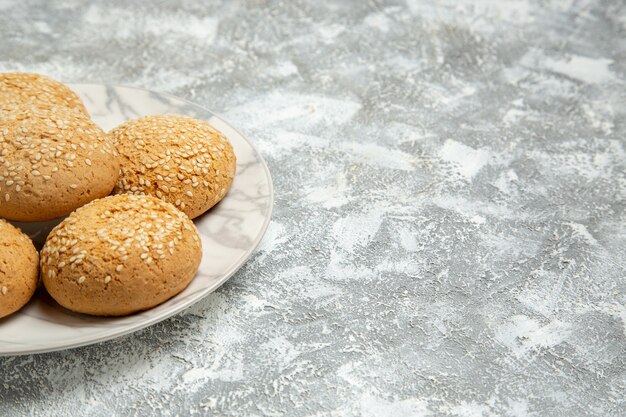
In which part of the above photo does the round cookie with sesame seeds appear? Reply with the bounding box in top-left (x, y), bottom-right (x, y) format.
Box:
top-left (0, 219), bottom-right (39, 319)
top-left (0, 105), bottom-right (120, 222)
top-left (109, 114), bottom-right (236, 219)
top-left (0, 72), bottom-right (88, 116)
top-left (40, 194), bottom-right (202, 316)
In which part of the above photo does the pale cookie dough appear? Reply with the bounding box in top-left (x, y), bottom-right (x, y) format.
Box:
top-left (0, 72), bottom-right (88, 116)
top-left (41, 194), bottom-right (202, 316)
top-left (0, 105), bottom-right (120, 221)
top-left (110, 114), bottom-right (236, 219)
top-left (0, 219), bottom-right (39, 319)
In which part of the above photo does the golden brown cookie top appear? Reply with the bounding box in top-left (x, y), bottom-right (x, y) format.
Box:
top-left (110, 114), bottom-right (236, 219)
top-left (0, 105), bottom-right (120, 221)
top-left (41, 194), bottom-right (200, 278)
top-left (0, 72), bottom-right (87, 115)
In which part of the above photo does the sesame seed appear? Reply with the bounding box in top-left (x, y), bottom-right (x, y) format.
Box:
top-left (70, 184), bottom-right (78, 189)
top-left (116, 265), bottom-right (123, 272)
top-left (1, 286), bottom-right (6, 295)
top-left (104, 276), bottom-right (111, 284)
top-left (78, 276), bottom-right (86, 284)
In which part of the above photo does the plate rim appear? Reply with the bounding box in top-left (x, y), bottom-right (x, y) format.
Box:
top-left (0, 83), bottom-right (274, 356)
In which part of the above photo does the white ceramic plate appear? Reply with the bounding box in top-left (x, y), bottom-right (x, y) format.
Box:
top-left (0, 84), bottom-right (273, 355)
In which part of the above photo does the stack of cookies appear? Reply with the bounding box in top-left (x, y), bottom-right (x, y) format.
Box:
top-left (0, 72), bottom-right (236, 318)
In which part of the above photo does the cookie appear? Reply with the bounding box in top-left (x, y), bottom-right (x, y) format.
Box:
top-left (0, 105), bottom-right (120, 222)
top-left (0, 219), bottom-right (39, 319)
top-left (0, 72), bottom-right (88, 116)
top-left (109, 115), bottom-right (236, 219)
top-left (41, 194), bottom-right (202, 316)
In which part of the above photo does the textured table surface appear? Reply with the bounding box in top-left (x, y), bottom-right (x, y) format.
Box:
top-left (1, 1), bottom-right (625, 416)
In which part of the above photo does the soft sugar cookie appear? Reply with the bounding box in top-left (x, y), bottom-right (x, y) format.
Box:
top-left (0, 219), bottom-right (39, 319)
top-left (0, 72), bottom-right (88, 115)
top-left (0, 105), bottom-right (120, 221)
top-left (110, 115), bottom-right (236, 219)
top-left (41, 194), bottom-right (202, 316)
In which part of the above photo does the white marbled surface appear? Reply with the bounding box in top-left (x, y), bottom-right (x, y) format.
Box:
top-left (0, 0), bottom-right (625, 416)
